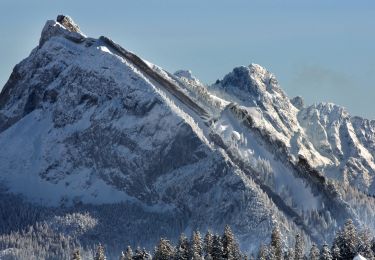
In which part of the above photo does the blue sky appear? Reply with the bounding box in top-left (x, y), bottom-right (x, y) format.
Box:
top-left (1, 0), bottom-right (374, 118)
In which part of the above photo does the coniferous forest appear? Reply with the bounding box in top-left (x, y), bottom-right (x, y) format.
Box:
top-left (72, 219), bottom-right (374, 260)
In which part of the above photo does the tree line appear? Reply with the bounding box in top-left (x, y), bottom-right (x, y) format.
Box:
top-left (72, 219), bottom-right (375, 260)
top-left (258, 219), bottom-right (374, 260)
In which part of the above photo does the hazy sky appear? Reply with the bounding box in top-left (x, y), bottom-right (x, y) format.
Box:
top-left (1, 0), bottom-right (374, 118)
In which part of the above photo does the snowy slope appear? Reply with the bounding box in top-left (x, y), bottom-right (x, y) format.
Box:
top-left (0, 16), bottom-right (301, 254)
top-left (0, 15), bottom-right (375, 257)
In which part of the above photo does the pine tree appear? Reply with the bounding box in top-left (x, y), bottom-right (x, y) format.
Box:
top-left (133, 247), bottom-right (152, 260)
top-left (175, 233), bottom-right (189, 260)
top-left (120, 246), bottom-right (133, 260)
top-left (270, 226), bottom-right (283, 260)
top-left (267, 246), bottom-right (276, 260)
top-left (143, 249), bottom-right (152, 259)
top-left (257, 244), bottom-right (268, 260)
top-left (190, 230), bottom-right (203, 260)
top-left (342, 219), bottom-right (358, 259)
top-left (332, 219), bottom-right (358, 260)
top-left (320, 243), bottom-right (332, 260)
top-left (222, 225), bottom-right (241, 260)
top-left (212, 234), bottom-right (224, 260)
top-left (204, 230), bottom-right (214, 258)
top-left (331, 244), bottom-right (340, 260)
top-left (133, 247), bottom-right (144, 260)
top-left (94, 243), bottom-right (106, 260)
top-left (357, 228), bottom-right (374, 259)
top-left (285, 248), bottom-right (294, 260)
top-left (294, 233), bottom-right (304, 260)
top-left (71, 249), bottom-right (81, 260)
top-left (309, 244), bottom-right (320, 260)
top-left (154, 238), bottom-right (175, 260)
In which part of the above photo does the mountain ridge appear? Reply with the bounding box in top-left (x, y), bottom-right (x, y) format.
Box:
top-left (0, 15), bottom-right (374, 258)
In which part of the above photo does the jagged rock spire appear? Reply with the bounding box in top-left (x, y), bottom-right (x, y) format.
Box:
top-left (56, 15), bottom-right (81, 33)
top-left (39, 15), bottom-right (85, 47)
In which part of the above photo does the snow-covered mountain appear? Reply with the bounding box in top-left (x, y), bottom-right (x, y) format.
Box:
top-left (210, 63), bottom-right (375, 195)
top-left (0, 15), bottom-right (374, 257)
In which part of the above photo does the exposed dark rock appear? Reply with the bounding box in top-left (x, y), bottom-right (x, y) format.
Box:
top-left (56, 15), bottom-right (81, 33)
top-left (291, 96), bottom-right (304, 109)
top-left (39, 18), bottom-right (85, 47)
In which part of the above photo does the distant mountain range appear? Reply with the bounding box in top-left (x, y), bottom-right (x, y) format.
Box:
top-left (0, 15), bottom-right (374, 259)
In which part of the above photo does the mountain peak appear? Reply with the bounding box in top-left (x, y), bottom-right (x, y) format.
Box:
top-left (291, 96), bottom-right (304, 109)
top-left (248, 63), bottom-right (268, 76)
top-left (213, 63), bottom-right (282, 107)
top-left (307, 102), bottom-right (349, 120)
top-left (39, 15), bottom-right (85, 47)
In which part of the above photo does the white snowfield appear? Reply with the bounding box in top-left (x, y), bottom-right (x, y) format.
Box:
top-left (354, 254), bottom-right (367, 260)
top-left (0, 15), bottom-right (375, 252)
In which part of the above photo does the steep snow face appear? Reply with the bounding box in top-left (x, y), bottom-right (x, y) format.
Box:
top-left (0, 17), bottom-right (293, 249)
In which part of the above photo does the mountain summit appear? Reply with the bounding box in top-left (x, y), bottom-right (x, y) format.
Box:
top-left (0, 15), bottom-right (374, 258)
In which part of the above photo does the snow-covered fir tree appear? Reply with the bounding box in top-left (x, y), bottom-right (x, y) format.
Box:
top-left (222, 225), bottom-right (241, 260)
top-left (257, 244), bottom-right (268, 260)
top-left (331, 244), bottom-right (341, 260)
top-left (94, 243), bottom-right (106, 260)
top-left (204, 230), bottom-right (214, 259)
top-left (119, 246), bottom-right (133, 260)
top-left (357, 228), bottom-right (374, 259)
top-left (270, 225), bottom-right (283, 260)
top-left (294, 233), bottom-right (304, 260)
top-left (320, 243), bottom-right (332, 260)
top-left (332, 219), bottom-right (358, 259)
top-left (285, 248), bottom-right (294, 260)
top-left (133, 247), bottom-right (151, 260)
top-left (154, 238), bottom-right (175, 260)
top-left (212, 234), bottom-right (224, 260)
top-left (309, 243), bottom-right (320, 260)
top-left (176, 233), bottom-right (190, 260)
top-left (190, 230), bottom-right (203, 260)
top-left (71, 249), bottom-right (81, 260)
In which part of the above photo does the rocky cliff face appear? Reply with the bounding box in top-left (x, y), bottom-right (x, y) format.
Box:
top-left (0, 15), bottom-right (374, 257)
top-left (211, 63), bottom-right (375, 196)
